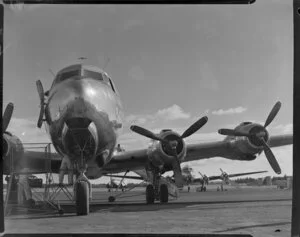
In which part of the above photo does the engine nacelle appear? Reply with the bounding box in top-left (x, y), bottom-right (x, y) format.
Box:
top-left (3, 132), bottom-right (25, 174)
top-left (226, 122), bottom-right (269, 160)
top-left (146, 130), bottom-right (187, 171)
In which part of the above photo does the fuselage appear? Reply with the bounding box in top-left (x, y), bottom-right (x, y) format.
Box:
top-left (44, 64), bottom-right (124, 173)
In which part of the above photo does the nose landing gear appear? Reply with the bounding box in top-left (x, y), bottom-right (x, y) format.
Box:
top-left (73, 161), bottom-right (91, 216)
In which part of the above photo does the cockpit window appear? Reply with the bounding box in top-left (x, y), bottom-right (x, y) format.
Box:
top-left (83, 70), bottom-right (103, 81)
top-left (241, 122), bottom-right (252, 126)
top-left (56, 70), bottom-right (80, 82)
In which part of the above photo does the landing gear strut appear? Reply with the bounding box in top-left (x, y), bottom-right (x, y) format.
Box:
top-left (73, 161), bottom-right (91, 216)
top-left (146, 167), bottom-right (169, 204)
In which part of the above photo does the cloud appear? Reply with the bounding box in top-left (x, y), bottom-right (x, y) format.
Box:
top-left (199, 63), bottom-right (219, 91)
top-left (128, 65), bottom-right (145, 81)
top-left (212, 106), bottom-right (247, 116)
top-left (7, 117), bottom-right (51, 144)
top-left (125, 104), bottom-right (191, 127)
top-left (156, 104), bottom-right (191, 120)
top-left (271, 123), bottom-right (293, 134)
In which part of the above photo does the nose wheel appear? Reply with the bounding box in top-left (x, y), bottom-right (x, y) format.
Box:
top-left (73, 163), bottom-right (91, 215)
top-left (75, 181), bottom-right (89, 215)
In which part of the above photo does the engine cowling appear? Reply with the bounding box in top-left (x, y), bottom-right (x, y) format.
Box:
top-left (146, 130), bottom-right (187, 171)
top-left (228, 122), bottom-right (269, 160)
top-left (3, 132), bottom-right (25, 174)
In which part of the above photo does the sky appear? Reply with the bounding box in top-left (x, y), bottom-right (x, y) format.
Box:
top-left (3, 1), bottom-right (293, 184)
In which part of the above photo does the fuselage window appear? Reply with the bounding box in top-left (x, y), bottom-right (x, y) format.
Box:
top-left (83, 70), bottom-right (103, 81)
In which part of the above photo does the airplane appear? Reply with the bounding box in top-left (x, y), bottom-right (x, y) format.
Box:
top-left (3, 63), bottom-right (292, 216)
top-left (181, 165), bottom-right (267, 186)
top-left (196, 168), bottom-right (268, 191)
top-left (106, 178), bottom-right (127, 192)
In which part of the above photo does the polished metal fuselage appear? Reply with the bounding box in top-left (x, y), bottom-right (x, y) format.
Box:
top-left (44, 67), bottom-right (124, 177)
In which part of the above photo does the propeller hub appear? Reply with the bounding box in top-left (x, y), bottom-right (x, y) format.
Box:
top-left (161, 133), bottom-right (184, 156)
top-left (248, 125), bottom-right (269, 147)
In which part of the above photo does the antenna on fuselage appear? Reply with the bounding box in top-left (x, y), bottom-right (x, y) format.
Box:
top-left (78, 57), bottom-right (87, 65)
top-left (48, 69), bottom-right (55, 77)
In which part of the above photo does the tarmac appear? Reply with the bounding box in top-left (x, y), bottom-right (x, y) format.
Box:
top-left (3, 185), bottom-right (292, 237)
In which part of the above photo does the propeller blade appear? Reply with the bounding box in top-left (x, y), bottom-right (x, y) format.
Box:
top-left (36, 80), bottom-right (44, 101)
top-left (198, 172), bottom-right (204, 178)
top-left (181, 116), bottom-right (208, 139)
top-left (261, 139), bottom-right (281, 174)
top-left (3, 103), bottom-right (14, 132)
top-left (36, 80), bottom-right (46, 128)
top-left (172, 158), bottom-right (184, 188)
top-left (264, 101), bottom-right (281, 128)
top-left (218, 129), bottom-right (250, 137)
top-left (130, 125), bottom-right (165, 142)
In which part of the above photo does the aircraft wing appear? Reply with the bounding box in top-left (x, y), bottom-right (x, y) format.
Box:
top-left (103, 149), bottom-right (148, 173)
top-left (207, 170), bottom-right (268, 181)
top-left (103, 141), bottom-right (230, 172)
top-left (184, 134), bottom-right (292, 162)
top-left (104, 174), bottom-right (144, 181)
top-left (184, 141), bottom-right (231, 162)
top-left (227, 170), bottom-right (268, 178)
top-left (6, 151), bottom-right (63, 174)
top-left (268, 134), bottom-right (293, 147)
top-left (104, 134), bottom-right (292, 173)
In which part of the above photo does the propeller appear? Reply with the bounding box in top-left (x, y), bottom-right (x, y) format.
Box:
top-left (3, 103), bottom-right (14, 132)
top-left (199, 171), bottom-right (209, 185)
top-left (220, 168), bottom-right (230, 184)
top-left (36, 80), bottom-right (45, 128)
top-left (218, 101), bottom-right (282, 174)
top-left (130, 116), bottom-right (208, 188)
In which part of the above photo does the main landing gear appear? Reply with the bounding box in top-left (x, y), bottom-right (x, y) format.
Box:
top-left (200, 186), bottom-right (207, 192)
top-left (146, 168), bottom-right (169, 204)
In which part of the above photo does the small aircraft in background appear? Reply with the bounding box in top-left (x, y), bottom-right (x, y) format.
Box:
top-left (196, 168), bottom-right (268, 191)
top-left (106, 178), bottom-right (127, 192)
top-left (177, 165), bottom-right (267, 191)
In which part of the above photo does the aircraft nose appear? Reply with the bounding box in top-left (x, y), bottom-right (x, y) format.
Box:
top-left (47, 78), bottom-right (114, 123)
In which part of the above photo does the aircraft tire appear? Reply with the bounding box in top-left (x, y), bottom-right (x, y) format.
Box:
top-left (75, 181), bottom-right (89, 216)
top-left (159, 184), bottom-right (168, 203)
top-left (203, 187), bottom-right (207, 192)
top-left (146, 185), bottom-right (155, 204)
top-left (108, 196), bottom-right (115, 202)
